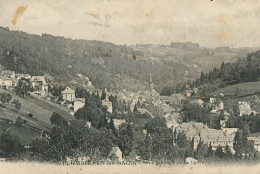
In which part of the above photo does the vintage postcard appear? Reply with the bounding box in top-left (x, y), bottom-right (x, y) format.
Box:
top-left (1, 0), bottom-right (260, 173)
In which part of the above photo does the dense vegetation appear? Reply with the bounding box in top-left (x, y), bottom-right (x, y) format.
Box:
top-left (0, 89), bottom-right (259, 164)
top-left (161, 51), bottom-right (260, 96)
top-left (0, 27), bottom-right (191, 91)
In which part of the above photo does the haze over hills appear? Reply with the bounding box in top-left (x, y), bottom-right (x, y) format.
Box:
top-left (0, 27), bottom-right (259, 94)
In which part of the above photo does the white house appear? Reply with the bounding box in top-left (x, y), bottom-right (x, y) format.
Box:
top-left (74, 98), bottom-right (85, 112)
top-left (61, 86), bottom-right (75, 102)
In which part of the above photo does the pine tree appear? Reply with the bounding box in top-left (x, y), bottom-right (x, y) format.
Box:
top-left (133, 104), bottom-right (138, 112)
top-left (101, 89), bottom-right (106, 100)
top-left (108, 118), bottom-right (116, 135)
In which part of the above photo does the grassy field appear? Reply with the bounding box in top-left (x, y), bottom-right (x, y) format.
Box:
top-left (0, 88), bottom-right (74, 144)
top-left (0, 88), bottom-right (73, 127)
top-left (212, 81), bottom-right (260, 96)
top-left (0, 162), bottom-right (260, 174)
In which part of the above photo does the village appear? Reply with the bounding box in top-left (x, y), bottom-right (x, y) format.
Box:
top-left (1, 66), bottom-right (260, 165)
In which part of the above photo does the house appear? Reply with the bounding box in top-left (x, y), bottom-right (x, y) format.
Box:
top-left (164, 112), bottom-right (179, 130)
top-left (102, 96), bottom-right (113, 113)
top-left (137, 108), bottom-right (153, 116)
top-left (74, 98), bottom-right (85, 112)
top-left (61, 86), bottom-right (75, 102)
top-left (193, 88), bottom-right (199, 95)
top-left (185, 90), bottom-right (193, 97)
top-left (248, 137), bottom-right (260, 152)
top-left (247, 132), bottom-right (260, 152)
top-left (222, 128), bottom-right (238, 138)
top-left (237, 101), bottom-right (256, 116)
top-left (0, 77), bottom-right (13, 88)
top-left (208, 98), bottom-right (224, 113)
top-left (0, 70), bottom-right (15, 79)
top-left (190, 99), bottom-right (204, 107)
top-left (185, 157), bottom-right (198, 164)
top-left (175, 122), bottom-right (236, 152)
top-left (111, 119), bottom-right (126, 129)
top-left (31, 76), bottom-right (48, 96)
top-left (84, 121), bottom-right (91, 128)
top-left (169, 94), bottom-right (186, 106)
top-left (109, 146), bottom-right (123, 163)
top-left (16, 74), bottom-right (31, 81)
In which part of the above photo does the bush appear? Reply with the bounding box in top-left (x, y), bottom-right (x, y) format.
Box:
top-left (15, 117), bottom-right (24, 126)
top-left (0, 92), bottom-right (12, 104)
top-left (12, 100), bottom-right (21, 111)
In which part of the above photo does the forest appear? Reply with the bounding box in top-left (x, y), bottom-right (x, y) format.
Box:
top-left (0, 27), bottom-right (189, 91)
top-left (161, 51), bottom-right (260, 96)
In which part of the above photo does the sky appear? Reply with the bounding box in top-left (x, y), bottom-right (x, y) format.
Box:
top-left (0, 0), bottom-right (260, 47)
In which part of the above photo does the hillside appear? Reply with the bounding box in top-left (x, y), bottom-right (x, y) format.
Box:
top-left (212, 81), bottom-right (260, 96)
top-left (0, 27), bottom-right (255, 92)
top-left (0, 88), bottom-right (74, 144)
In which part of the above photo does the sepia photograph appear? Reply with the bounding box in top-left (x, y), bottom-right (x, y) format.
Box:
top-left (1, 0), bottom-right (260, 173)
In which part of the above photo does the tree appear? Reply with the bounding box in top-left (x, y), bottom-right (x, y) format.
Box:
top-left (182, 103), bottom-right (210, 124)
top-left (118, 124), bottom-right (134, 157)
top-left (0, 133), bottom-right (24, 158)
top-left (176, 131), bottom-right (189, 148)
top-left (50, 112), bottom-right (68, 127)
top-left (0, 92), bottom-right (12, 104)
top-left (14, 78), bottom-right (33, 98)
top-left (133, 104), bottom-right (138, 112)
top-left (215, 145), bottom-right (224, 158)
top-left (15, 116), bottom-right (24, 126)
top-left (195, 141), bottom-right (208, 159)
top-left (108, 118), bottom-right (116, 135)
top-left (13, 100), bottom-right (21, 111)
top-left (225, 145), bottom-right (233, 159)
top-left (30, 138), bottom-right (50, 161)
top-left (101, 89), bottom-right (107, 100)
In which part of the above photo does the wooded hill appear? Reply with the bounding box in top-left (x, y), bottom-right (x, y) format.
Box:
top-left (161, 50), bottom-right (260, 96)
top-left (0, 27), bottom-right (254, 92)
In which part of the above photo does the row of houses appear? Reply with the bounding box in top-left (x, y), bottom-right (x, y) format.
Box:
top-left (61, 86), bottom-right (113, 114)
top-left (0, 70), bottom-right (48, 97)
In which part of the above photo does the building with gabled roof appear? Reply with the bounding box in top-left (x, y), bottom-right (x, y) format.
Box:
top-left (61, 86), bottom-right (75, 102)
top-left (175, 121), bottom-right (237, 152)
top-left (109, 146), bottom-right (123, 163)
